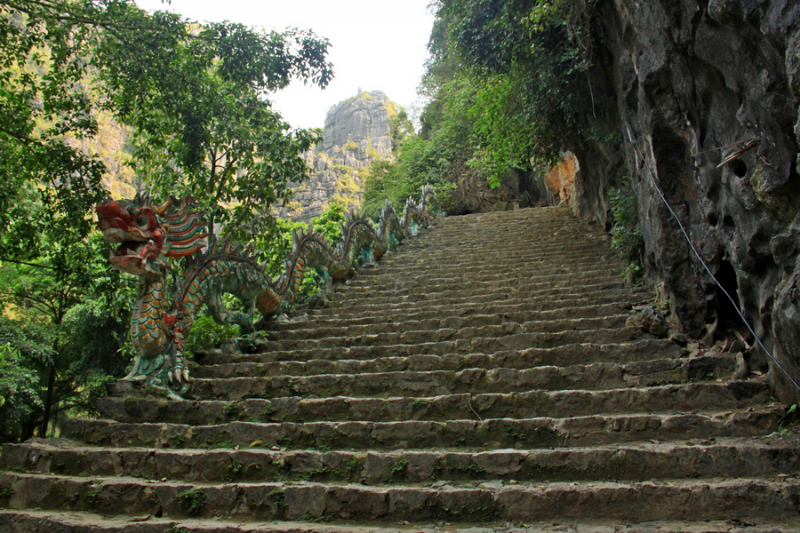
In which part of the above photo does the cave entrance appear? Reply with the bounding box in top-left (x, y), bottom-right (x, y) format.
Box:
top-left (714, 260), bottom-right (741, 331)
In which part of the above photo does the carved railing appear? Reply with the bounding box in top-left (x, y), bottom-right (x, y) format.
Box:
top-left (96, 185), bottom-right (439, 399)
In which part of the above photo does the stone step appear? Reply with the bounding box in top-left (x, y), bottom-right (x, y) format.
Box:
top-left (97, 381), bottom-right (773, 426)
top-left (333, 269), bottom-right (627, 300)
top-left (330, 278), bottom-right (632, 310)
top-left (181, 355), bottom-right (736, 398)
top-left (297, 289), bottom-right (648, 322)
top-left (366, 239), bottom-right (619, 261)
top-left (59, 407), bottom-right (781, 451)
top-left (348, 254), bottom-right (624, 284)
top-left (262, 300), bottom-right (640, 334)
top-left (196, 339), bottom-right (682, 378)
top-left (2, 472), bottom-right (797, 523)
top-left (1, 511), bottom-right (797, 533)
top-left (246, 316), bottom-right (632, 354)
top-left (257, 310), bottom-right (630, 342)
top-left (4, 435), bottom-right (797, 485)
top-left (202, 327), bottom-right (649, 366)
top-left (329, 276), bottom-right (630, 307)
top-left (204, 328), bottom-right (649, 368)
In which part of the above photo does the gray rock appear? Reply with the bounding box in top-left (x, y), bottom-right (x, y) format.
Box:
top-left (276, 90), bottom-right (398, 223)
top-left (562, 0), bottom-right (800, 402)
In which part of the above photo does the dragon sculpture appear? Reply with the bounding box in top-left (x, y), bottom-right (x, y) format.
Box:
top-left (96, 185), bottom-right (438, 399)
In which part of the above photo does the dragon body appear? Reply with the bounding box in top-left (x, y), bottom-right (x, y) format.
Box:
top-left (96, 186), bottom-right (438, 399)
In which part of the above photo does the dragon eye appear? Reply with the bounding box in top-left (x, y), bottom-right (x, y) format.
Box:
top-left (136, 216), bottom-right (149, 227)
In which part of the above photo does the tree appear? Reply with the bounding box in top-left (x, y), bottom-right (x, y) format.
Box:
top-left (0, 0), bottom-right (334, 440)
top-left (363, 0), bottom-right (596, 213)
top-left (96, 16), bottom-right (333, 239)
top-left (0, 1), bottom-right (109, 265)
top-left (0, 225), bottom-right (130, 440)
top-left (2, 0), bottom-right (333, 251)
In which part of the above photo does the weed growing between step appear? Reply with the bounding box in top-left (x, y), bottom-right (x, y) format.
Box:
top-left (176, 488), bottom-right (205, 517)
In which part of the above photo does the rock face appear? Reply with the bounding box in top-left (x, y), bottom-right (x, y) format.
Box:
top-left (561, 0), bottom-right (800, 403)
top-left (276, 90), bottom-right (397, 222)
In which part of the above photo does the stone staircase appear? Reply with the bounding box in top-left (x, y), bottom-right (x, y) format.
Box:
top-left (2, 207), bottom-right (799, 532)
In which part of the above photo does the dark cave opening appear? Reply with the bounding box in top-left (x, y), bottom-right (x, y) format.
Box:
top-left (728, 159), bottom-right (747, 178)
top-left (713, 260), bottom-right (741, 331)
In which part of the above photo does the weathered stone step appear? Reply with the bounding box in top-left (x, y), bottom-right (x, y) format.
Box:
top-left (60, 407), bottom-right (780, 451)
top-left (300, 289), bottom-right (647, 322)
top-left (2, 471), bottom-right (797, 523)
top-left (183, 355), bottom-right (736, 397)
top-left (324, 284), bottom-right (636, 312)
top-left (263, 300), bottom-right (639, 334)
top-left (332, 269), bottom-right (624, 305)
top-left (352, 253), bottom-right (624, 282)
top-left (380, 235), bottom-right (614, 255)
top-left (1, 511), bottom-right (797, 533)
top-left (202, 326), bottom-right (647, 366)
top-left (258, 310), bottom-right (629, 342)
top-left (197, 339), bottom-right (682, 378)
top-left (247, 316), bottom-right (631, 354)
top-left (337, 256), bottom-right (621, 284)
top-left (403, 216), bottom-right (601, 238)
top-left (403, 219), bottom-right (592, 240)
top-left (4, 436), bottom-right (797, 485)
top-left (97, 381), bottom-right (772, 425)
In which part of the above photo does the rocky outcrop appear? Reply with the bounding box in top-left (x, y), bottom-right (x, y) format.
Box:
top-left (563, 0), bottom-right (800, 402)
top-left (276, 90), bottom-right (398, 222)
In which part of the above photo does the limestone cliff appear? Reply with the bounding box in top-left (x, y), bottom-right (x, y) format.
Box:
top-left (276, 90), bottom-right (400, 222)
top-left (559, 0), bottom-right (800, 402)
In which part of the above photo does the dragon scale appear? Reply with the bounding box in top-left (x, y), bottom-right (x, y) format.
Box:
top-left (96, 186), bottom-right (438, 399)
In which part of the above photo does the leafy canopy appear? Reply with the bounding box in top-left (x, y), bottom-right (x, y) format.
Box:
top-left (362, 0), bottom-right (597, 214)
top-left (0, 0), bottom-right (334, 441)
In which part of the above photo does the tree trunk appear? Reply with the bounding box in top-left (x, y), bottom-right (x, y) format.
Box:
top-left (39, 361), bottom-right (56, 438)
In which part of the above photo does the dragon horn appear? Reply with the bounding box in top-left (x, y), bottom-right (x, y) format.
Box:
top-left (153, 196), bottom-right (173, 216)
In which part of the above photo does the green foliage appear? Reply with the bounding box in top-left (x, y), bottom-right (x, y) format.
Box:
top-left (0, 2), bottom-right (108, 267)
top-left (0, 1), bottom-right (334, 439)
top-left (331, 165), bottom-right (354, 176)
top-left (609, 178), bottom-right (644, 285)
top-left (0, 218), bottom-right (130, 442)
top-left (360, 133), bottom-right (459, 219)
top-left (269, 488), bottom-right (287, 508)
top-left (389, 105), bottom-right (414, 152)
top-left (371, 0), bottom-right (597, 208)
top-left (346, 90), bottom-right (373, 104)
top-left (96, 11), bottom-right (332, 240)
top-left (254, 203), bottom-right (348, 306)
top-left (778, 404), bottom-right (798, 434)
top-left (0, 341), bottom-right (42, 442)
top-left (176, 488), bottom-right (206, 517)
top-left (311, 203), bottom-right (347, 243)
top-left (0, 298), bottom-right (128, 443)
top-left (185, 315), bottom-right (239, 355)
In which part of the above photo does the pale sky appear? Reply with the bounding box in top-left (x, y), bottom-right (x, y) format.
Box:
top-left (135, 0), bottom-right (436, 130)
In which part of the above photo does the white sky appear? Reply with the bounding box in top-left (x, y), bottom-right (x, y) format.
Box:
top-left (135, 0), bottom-right (436, 130)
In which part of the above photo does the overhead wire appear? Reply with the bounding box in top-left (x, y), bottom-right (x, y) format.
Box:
top-left (624, 124), bottom-right (800, 392)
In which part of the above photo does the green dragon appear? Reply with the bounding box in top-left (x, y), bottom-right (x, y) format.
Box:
top-left (96, 186), bottom-right (438, 399)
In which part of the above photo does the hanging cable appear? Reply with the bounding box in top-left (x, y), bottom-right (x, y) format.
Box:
top-left (0, 257), bottom-right (139, 285)
top-left (624, 124), bottom-right (800, 392)
top-left (0, 257), bottom-right (84, 274)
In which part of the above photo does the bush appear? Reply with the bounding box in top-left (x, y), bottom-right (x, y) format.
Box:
top-left (609, 177), bottom-right (644, 284)
top-left (185, 315), bottom-right (239, 354)
top-left (0, 343), bottom-right (42, 443)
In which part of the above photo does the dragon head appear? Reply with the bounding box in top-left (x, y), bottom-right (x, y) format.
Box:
top-left (97, 192), bottom-right (208, 276)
